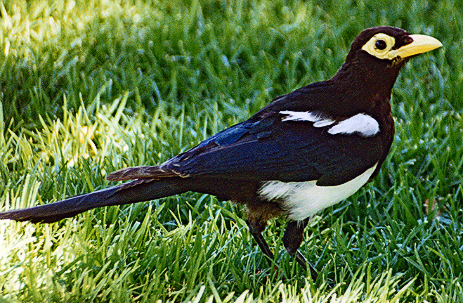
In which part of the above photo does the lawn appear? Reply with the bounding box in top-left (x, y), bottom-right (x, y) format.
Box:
top-left (1, 0), bottom-right (462, 302)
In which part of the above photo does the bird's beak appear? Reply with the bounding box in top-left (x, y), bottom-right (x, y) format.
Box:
top-left (396, 34), bottom-right (443, 58)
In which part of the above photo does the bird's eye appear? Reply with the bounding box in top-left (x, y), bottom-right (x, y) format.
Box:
top-left (361, 33), bottom-right (397, 60)
top-left (375, 40), bottom-right (387, 50)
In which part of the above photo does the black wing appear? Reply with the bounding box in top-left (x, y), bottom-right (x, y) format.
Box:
top-left (160, 109), bottom-right (385, 186)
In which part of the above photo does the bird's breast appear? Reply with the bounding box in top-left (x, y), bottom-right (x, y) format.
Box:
top-left (258, 164), bottom-right (378, 221)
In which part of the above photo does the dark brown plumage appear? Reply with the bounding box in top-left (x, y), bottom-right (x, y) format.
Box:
top-left (0, 26), bottom-right (442, 280)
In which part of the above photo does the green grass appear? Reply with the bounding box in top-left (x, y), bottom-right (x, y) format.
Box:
top-left (1, 0), bottom-right (462, 301)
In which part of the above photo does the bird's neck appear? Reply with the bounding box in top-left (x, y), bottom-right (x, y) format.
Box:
top-left (328, 59), bottom-right (404, 116)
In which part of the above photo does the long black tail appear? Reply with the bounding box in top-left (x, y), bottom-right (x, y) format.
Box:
top-left (0, 178), bottom-right (191, 223)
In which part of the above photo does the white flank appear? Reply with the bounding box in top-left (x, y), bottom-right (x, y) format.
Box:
top-left (328, 113), bottom-right (380, 137)
top-left (259, 164), bottom-right (378, 221)
top-left (280, 110), bottom-right (335, 126)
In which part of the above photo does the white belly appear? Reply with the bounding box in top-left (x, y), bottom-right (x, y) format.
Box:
top-left (258, 164), bottom-right (378, 221)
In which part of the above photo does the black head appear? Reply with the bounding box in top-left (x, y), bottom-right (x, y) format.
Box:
top-left (346, 26), bottom-right (442, 64)
top-left (333, 26), bottom-right (442, 95)
top-left (321, 26), bottom-right (442, 117)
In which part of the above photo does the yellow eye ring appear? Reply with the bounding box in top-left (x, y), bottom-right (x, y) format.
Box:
top-left (361, 33), bottom-right (397, 59)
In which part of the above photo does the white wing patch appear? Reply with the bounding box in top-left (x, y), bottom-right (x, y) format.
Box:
top-left (280, 111), bottom-right (335, 126)
top-left (328, 113), bottom-right (380, 137)
top-left (259, 164), bottom-right (377, 221)
top-left (280, 111), bottom-right (380, 137)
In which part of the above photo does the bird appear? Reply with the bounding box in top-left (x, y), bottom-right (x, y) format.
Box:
top-left (0, 26), bottom-right (442, 280)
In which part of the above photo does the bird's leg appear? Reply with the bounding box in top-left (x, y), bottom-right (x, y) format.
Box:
top-left (283, 218), bottom-right (318, 280)
top-left (246, 219), bottom-right (275, 266)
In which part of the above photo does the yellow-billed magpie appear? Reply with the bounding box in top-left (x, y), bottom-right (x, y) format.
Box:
top-left (0, 26), bottom-right (442, 280)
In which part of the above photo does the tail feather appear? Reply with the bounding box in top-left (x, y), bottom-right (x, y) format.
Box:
top-left (106, 165), bottom-right (180, 181)
top-left (0, 178), bottom-right (190, 223)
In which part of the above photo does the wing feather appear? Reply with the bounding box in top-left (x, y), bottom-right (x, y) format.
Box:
top-left (159, 112), bottom-right (383, 186)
